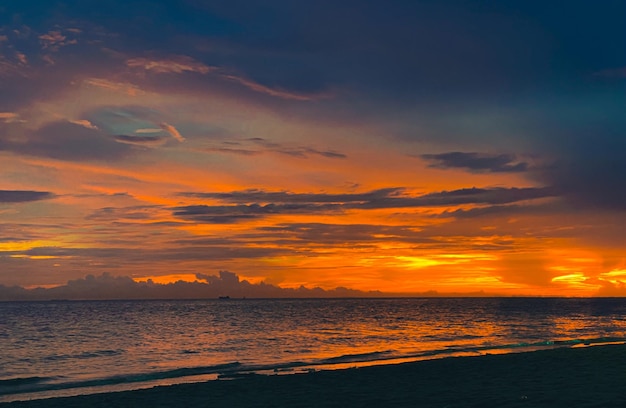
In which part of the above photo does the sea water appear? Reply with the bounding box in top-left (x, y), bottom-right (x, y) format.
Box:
top-left (2, 297), bottom-right (626, 402)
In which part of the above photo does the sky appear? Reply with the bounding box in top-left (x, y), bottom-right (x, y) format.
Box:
top-left (1, 0), bottom-right (625, 297)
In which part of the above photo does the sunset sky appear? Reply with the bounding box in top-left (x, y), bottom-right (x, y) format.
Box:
top-left (1, 0), bottom-right (625, 296)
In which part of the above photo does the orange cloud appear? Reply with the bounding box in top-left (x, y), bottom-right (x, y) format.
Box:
top-left (39, 31), bottom-right (66, 44)
top-left (0, 112), bottom-right (19, 122)
top-left (69, 119), bottom-right (98, 130)
top-left (83, 78), bottom-right (144, 96)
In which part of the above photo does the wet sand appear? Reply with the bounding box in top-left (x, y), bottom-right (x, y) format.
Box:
top-left (4, 344), bottom-right (626, 407)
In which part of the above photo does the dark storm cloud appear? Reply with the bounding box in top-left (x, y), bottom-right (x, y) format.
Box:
top-left (0, 190), bottom-right (54, 203)
top-left (421, 152), bottom-right (528, 173)
top-left (546, 158), bottom-right (626, 211)
top-left (176, 187), bottom-right (555, 223)
top-left (522, 96), bottom-right (626, 211)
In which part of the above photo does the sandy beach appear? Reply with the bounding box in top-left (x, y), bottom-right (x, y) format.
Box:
top-left (4, 344), bottom-right (626, 407)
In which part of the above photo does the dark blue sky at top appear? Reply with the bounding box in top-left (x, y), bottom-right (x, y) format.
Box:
top-left (5, 0), bottom-right (626, 95)
top-left (2, 0), bottom-right (626, 209)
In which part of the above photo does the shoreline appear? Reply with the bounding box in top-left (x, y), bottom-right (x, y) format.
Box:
top-left (4, 344), bottom-right (626, 407)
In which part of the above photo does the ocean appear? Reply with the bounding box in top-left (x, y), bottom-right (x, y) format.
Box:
top-left (2, 297), bottom-right (626, 402)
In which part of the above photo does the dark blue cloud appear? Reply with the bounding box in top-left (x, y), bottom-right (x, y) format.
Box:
top-left (421, 152), bottom-right (528, 173)
top-left (0, 190), bottom-right (54, 203)
top-left (175, 186), bottom-right (555, 223)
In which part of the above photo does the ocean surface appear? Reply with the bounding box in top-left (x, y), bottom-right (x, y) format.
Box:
top-left (2, 297), bottom-right (626, 402)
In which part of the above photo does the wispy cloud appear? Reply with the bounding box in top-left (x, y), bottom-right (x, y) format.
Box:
top-left (203, 137), bottom-right (346, 159)
top-left (38, 31), bottom-right (67, 46)
top-left (114, 134), bottom-right (165, 146)
top-left (183, 187), bottom-right (554, 206)
top-left (83, 78), bottom-right (144, 96)
top-left (0, 58), bottom-right (25, 77)
top-left (159, 122), bottom-right (185, 142)
top-left (173, 202), bottom-right (343, 223)
top-left (15, 52), bottom-right (27, 65)
top-left (69, 119), bottom-right (98, 130)
top-left (204, 147), bottom-right (261, 156)
top-left (38, 30), bottom-right (77, 51)
top-left (135, 128), bottom-right (163, 134)
top-left (221, 73), bottom-right (327, 101)
top-left (272, 147), bottom-right (346, 159)
top-left (126, 56), bottom-right (215, 74)
top-left (175, 186), bottom-right (555, 223)
top-left (125, 53), bottom-right (328, 101)
top-left (421, 152), bottom-right (529, 173)
top-left (0, 112), bottom-right (20, 123)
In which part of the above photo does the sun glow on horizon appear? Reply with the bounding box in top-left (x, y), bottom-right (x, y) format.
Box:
top-left (133, 274), bottom-right (206, 285)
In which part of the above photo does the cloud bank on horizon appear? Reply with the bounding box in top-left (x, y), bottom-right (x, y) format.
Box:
top-left (0, 271), bottom-right (383, 300)
top-left (1, 0), bottom-right (625, 297)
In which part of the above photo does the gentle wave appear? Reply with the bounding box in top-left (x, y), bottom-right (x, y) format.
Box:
top-left (43, 349), bottom-right (124, 362)
top-left (0, 362), bottom-right (241, 396)
top-left (385, 336), bottom-right (626, 362)
top-left (0, 377), bottom-right (52, 388)
top-left (7, 336), bottom-right (624, 399)
top-left (319, 350), bottom-right (394, 364)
